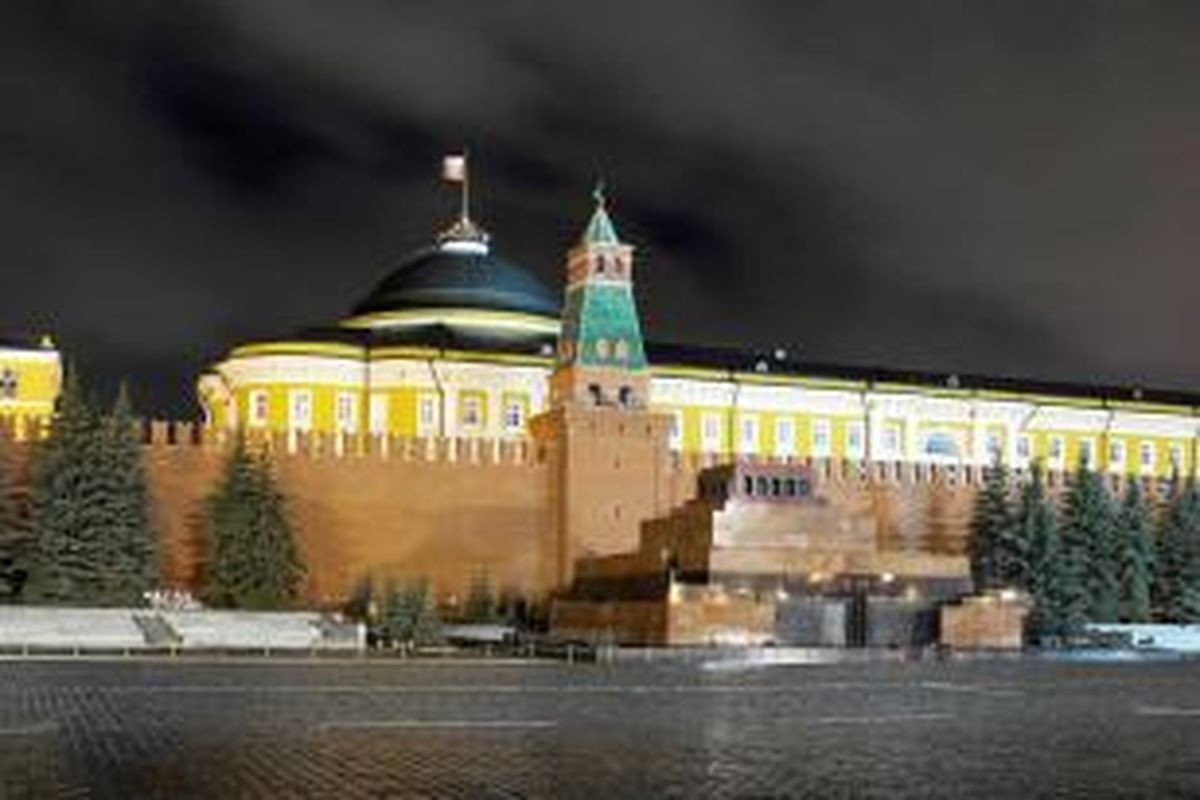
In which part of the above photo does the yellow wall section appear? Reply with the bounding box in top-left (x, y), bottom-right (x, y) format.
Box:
top-left (205, 354), bottom-right (1198, 478)
top-left (0, 354), bottom-right (60, 418)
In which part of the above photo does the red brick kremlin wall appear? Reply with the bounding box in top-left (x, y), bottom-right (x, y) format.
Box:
top-left (5, 417), bottom-right (1161, 607)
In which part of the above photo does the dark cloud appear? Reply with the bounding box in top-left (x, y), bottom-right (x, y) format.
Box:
top-left (0, 0), bottom-right (1195, 416)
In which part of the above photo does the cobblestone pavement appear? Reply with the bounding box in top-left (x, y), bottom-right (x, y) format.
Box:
top-left (2, 655), bottom-right (1200, 798)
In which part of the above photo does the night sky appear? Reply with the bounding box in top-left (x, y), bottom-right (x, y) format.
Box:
top-left (1, 1), bottom-right (1197, 418)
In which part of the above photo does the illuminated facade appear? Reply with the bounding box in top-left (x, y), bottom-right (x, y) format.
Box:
top-left (198, 189), bottom-right (1199, 480)
top-left (0, 335), bottom-right (62, 433)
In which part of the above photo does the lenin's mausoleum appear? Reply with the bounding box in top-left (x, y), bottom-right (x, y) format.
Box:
top-left (2, 176), bottom-right (1198, 645)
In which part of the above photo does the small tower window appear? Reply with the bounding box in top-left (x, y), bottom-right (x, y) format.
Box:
top-left (595, 339), bottom-right (611, 360)
top-left (614, 340), bottom-right (629, 361)
top-left (618, 386), bottom-right (634, 407)
top-left (595, 255), bottom-right (606, 275)
top-left (588, 384), bottom-right (603, 406)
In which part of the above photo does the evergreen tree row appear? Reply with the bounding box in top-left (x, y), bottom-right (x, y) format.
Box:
top-left (0, 368), bottom-right (306, 610)
top-left (969, 458), bottom-right (1200, 641)
top-left (17, 372), bottom-right (158, 605)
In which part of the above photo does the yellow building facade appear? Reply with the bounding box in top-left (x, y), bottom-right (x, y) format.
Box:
top-left (198, 195), bottom-right (1199, 479)
top-left (0, 335), bottom-right (62, 434)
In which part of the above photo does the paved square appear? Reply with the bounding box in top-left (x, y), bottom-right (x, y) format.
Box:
top-left (2, 655), bottom-right (1199, 797)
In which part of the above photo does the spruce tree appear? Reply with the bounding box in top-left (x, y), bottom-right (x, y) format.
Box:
top-left (968, 460), bottom-right (1019, 591)
top-left (94, 384), bottom-right (157, 604)
top-left (1019, 463), bottom-right (1068, 641)
top-left (203, 437), bottom-right (304, 609)
top-left (0, 440), bottom-right (30, 600)
top-left (1059, 464), bottom-right (1116, 628)
top-left (25, 368), bottom-right (109, 603)
top-left (378, 578), bottom-right (441, 649)
top-left (1116, 479), bottom-right (1155, 623)
top-left (1156, 475), bottom-right (1200, 622)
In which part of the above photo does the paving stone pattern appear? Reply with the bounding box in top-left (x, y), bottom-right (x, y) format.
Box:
top-left (2, 657), bottom-right (1200, 798)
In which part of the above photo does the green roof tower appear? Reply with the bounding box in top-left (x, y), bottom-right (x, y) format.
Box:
top-left (550, 185), bottom-right (649, 408)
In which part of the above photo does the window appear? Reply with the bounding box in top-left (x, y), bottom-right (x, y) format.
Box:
top-left (923, 431), bottom-right (961, 460)
top-left (369, 393), bottom-right (388, 435)
top-left (702, 413), bottom-right (722, 453)
top-left (1108, 440), bottom-right (1126, 472)
top-left (588, 384), bottom-right (603, 406)
top-left (618, 386), bottom-right (634, 407)
top-left (249, 390), bottom-right (269, 428)
top-left (1169, 443), bottom-right (1184, 473)
top-left (1140, 441), bottom-right (1156, 473)
top-left (595, 339), bottom-right (610, 360)
top-left (881, 424), bottom-right (901, 459)
top-left (503, 396), bottom-right (525, 432)
top-left (288, 390), bottom-right (312, 432)
top-left (669, 410), bottom-right (683, 451)
top-left (846, 421), bottom-right (865, 460)
top-left (460, 394), bottom-right (483, 429)
top-left (335, 392), bottom-right (357, 433)
top-left (774, 417), bottom-right (796, 458)
top-left (986, 431), bottom-right (1004, 463)
top-left (1017, 435), bottom-right (1032, 463)
top-left (738, 415), bottom-right (759, 455)
top-left (1078, 438), bottom-right (1094, 469)
top-left (417, 393), bottom-right (438, 436)
top-left (743, 475), bottom-right (754, 495)
top-left (812, 418), bottom-right (831, 458)
top-left (0, 368), bottom-right (17, 399)
top-left (614, 340), bottom-right (629, 361)
top-left (595, 254), bottom-right (606, 275)
top-left (1048, 436), bottom-right (1065, 468)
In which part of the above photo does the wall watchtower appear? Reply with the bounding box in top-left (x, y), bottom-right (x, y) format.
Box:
top-left (532, 187), bottom-right (673, 588)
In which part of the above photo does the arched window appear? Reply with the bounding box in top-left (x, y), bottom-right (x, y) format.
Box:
top-left (614, 340), bottom-right (629, 361)
top-left (588, 384), bottom-right (603, 406)
top-left (595, 255), bottom-right (606, 275)
top-left (595, 338), bottom-right (610, 360)
top-left (618, 386), bottom-right (634, 407)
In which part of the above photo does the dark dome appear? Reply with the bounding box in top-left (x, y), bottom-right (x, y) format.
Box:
top-left (351, 244), bottom-right (559, 318)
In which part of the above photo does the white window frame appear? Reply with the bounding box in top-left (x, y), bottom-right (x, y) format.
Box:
top-left (812, 418), bottom-right (832, 458)
top-left (880, 424), bottom-right (901, 460)
top-left (1048, 435), bottom-right (1065, 470)
top-left (369, 393), bottom-right (388, 436)
top-left (460, 394), bottom-right (484, 430)
top-left (738, 414), bottom-right (759, 456)
top-left (248, 390), bottom-right (268, 428)
top-left (1169, 443), bottom-right (1184, 473)
top-left (1016, 434), bottom-right (1032, 465)
top-left (288, 389), bottom-right (313, 432)
top-left (1140, 441), bottom-right (1156, 475)
top-left (1108, 439), bottom-right (1125, 473)
top-left (845, 420), bottom-right (865, 460)
top-left (417, 393), bottom-right (439, 437)
top-left (1077, 437), bottom-right (1095, 470)
top-left (985, 431), bottom-right (1004, 464)
top-left (335, 391), bottom-right (357, 434)
top-left (774, 417), bottom-right (796, 459)
top-left (701, 412), bottom-right (723, 453)
top-left (669, 410), bottom-right (684, 451)
top-left (503, 396), bottom-right (525, 433)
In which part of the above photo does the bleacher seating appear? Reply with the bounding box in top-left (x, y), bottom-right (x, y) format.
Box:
top-left (0, 607), bottom-right (364, 651)
top-left (0, 607), bottom-right (147, 649)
